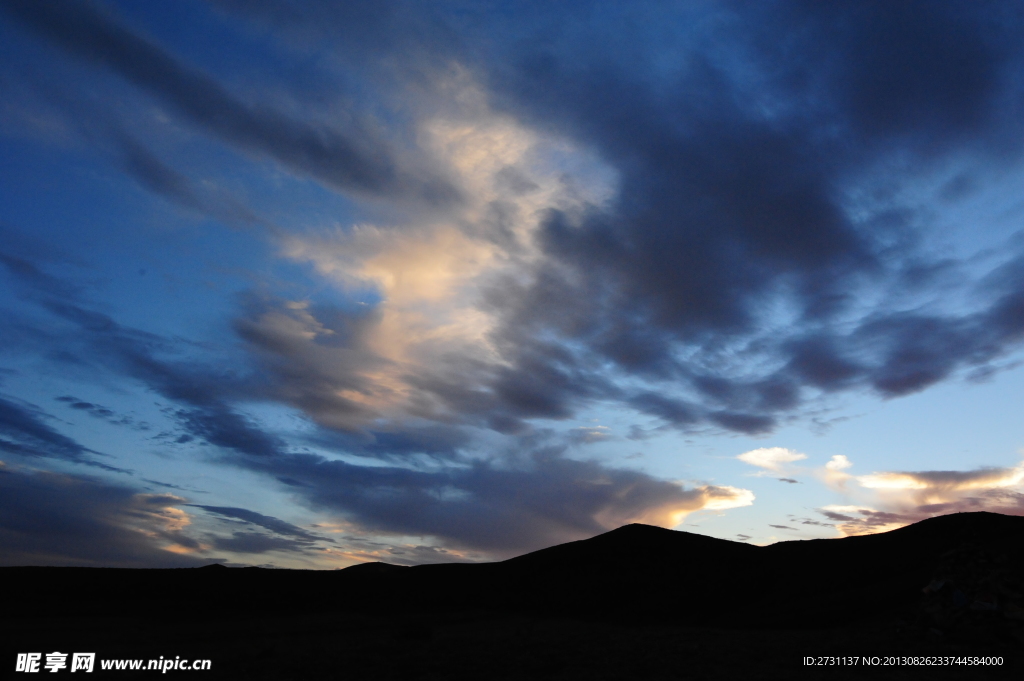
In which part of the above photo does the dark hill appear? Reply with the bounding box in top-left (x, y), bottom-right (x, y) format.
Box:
top-left (362, 511), bottom-right (1023, 627)
top-left (3, 512), bottom-right (1022, 627)
top-left (3, 512), bottom-right (1022, 679)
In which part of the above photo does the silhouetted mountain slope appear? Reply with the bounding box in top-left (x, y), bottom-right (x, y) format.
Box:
top-left (738, 513), bottom-right (1020, 627)
top-left (3, 512), bottom-right (1022, 631)
top-left (4, 513), bottom-right (1022, 680)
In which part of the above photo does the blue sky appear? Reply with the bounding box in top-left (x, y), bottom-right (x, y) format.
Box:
top-left (2, 0), bottom-right (1024, 568)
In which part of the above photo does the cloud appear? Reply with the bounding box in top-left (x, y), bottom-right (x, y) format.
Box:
top-left (0, 0), bottom-right (458, 204)
top-left (0, 394), bottom-right (127, 472)
top-left (55, 395), bottom-right (149, 430)
top-left (6, 1), bottom-right (1024, 563)
top-left (3, 257), bottom-right (759, 560)
top-left (107, 131), bottom-right (270, 229)
top-left (234, 443), bottom-right (753, 557)
top-left (0, 248), bottom-right (81, 300)
top-left (737, 447), bottom-right (807, 473)
top-left (0, 463), bottom-right (205, 567)
top-left (7, 1), bottom-right (1024, 446)
top-left (209, 532), bottom-right (322, 555)
top-left (141, 479), bottom-right (201, 493)
top-left (567, 426), bottom-right (610, 445)
top-left (826, 455), bottom-right (853, 471)
top-left (252, 85), bottom-right (618, 435)
top-left (231, 1), bottom-right (1024, 441)
top-left (815, 457), bottom-right (1024, 536)
top-left (855, 466), bottom-right (1024, 493)
top-left (11, 1), bottom-right (1024, 444)
top-left (190, 505), bottom-right (332, 543)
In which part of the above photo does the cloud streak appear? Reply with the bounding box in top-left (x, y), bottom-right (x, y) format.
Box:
top-left (0, 394), bottom-right (127, 472)
top-left (191, 504), bottom-right (332, 544)
top-left (0, 0), bottom-right (458, 204)
top-left (817, 456), bottom-right (1024, 535)
top-left (0, 463), bottom-right (204, 567)
top-left (239, 444), bottom-right (753, 557)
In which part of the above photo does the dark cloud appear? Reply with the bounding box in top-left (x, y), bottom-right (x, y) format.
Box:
top-left (768, 524), bottom-right (797, 531)
top-left (0, 394), bottom-right (127, 472)
top-left (55, 395), bottom-right (148, 430)
top-left (447, 0), bottom-right (1024, 433)
top-left (234, 442), bottom-right (751, 557)
top-left (172, 405), bottom-right (285, 458)
top-left (209, 531), bottom-right (321, 555)
top-left (191, 505), bottom-right (331, 543)
top-left (108, 131), bottom-right (269, 228)
top-left (0, 284), bottom-right (286, 461)
top-left (760, 1), bottom-right (1019, 146)
top-left (8, 263), bottom-right (724, 558)
top-left (0, 464), bottom-right (204, 567)
top-left (6, 2), bottom-right (1024, 443)
top-left (0, 247), bottom-right (81, 301)
top-left (11, 2), bottom-right (1024, 441)
top-left (381, 544), bottom-right (476, 566)
top-left (141, 478), bottom-right (202, 493)
top-left (56, 395), bottom-right (115, 419)
top-left (0, 0), bottom-right (459, 204)
top-left (208, 0), bottom-right (460, 67)
top-left (778, 478), bottom-right (799, 484)
top-left (111, 131), bottom-right (207, 212)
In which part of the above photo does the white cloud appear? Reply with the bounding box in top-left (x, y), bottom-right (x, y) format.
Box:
top-left (737, 446), bottom-right (807, 472)
top-left (825, 454), bottom-right (852, 471)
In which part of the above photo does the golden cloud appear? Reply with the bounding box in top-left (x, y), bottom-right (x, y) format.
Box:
top-left (267, 78), bottom-right (617, 431)
top-left (815, 457), bottom-right (1024, 536)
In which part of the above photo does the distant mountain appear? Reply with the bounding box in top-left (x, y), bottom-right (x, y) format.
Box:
top-left (4, 512), bottom-right (1023, 631)
top-left (346, 511), bottom-right (1021, 628)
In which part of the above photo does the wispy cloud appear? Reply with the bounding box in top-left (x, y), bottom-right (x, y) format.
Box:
top-left (191, 504), bottom-right (332, 544)
top-left (815, 456), bottom-right (1024, 535)
top-left (0, 463), bottom-right (204, 567)
top-left (0, 0), bottom-right (458, 204)
top-left (0, 394), bottom-right (128, 472)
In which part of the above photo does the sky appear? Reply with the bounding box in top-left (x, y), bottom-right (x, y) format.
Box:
top-left (2, 0), bottom-right (1024, 569)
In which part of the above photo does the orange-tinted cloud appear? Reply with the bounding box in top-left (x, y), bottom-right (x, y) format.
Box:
top-left (815, 457), bottom-right (1024, 536)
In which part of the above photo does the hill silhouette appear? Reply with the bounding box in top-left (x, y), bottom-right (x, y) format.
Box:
top-left (3, 512), bottom-right (1022, 624)
top-left (3, 512), bottom-right (1021, 679)
top-left (370, 513), bottom-right (1022, 625)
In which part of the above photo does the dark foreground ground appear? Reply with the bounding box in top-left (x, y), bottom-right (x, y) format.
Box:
top-left (4, 512), bottom-right (1022, 680)
top-left (3, 609), bottom-right (1019, 680)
